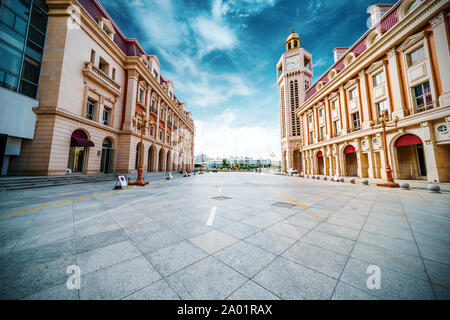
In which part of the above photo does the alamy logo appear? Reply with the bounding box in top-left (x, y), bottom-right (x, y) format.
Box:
top-left (366, 265), bottom-right (381, 289)
top-left (66, 265), bottom-right (81, 290)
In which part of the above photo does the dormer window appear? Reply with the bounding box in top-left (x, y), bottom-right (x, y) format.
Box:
top-left (153, 70), bottom-right (158, 79)
top-left (97, 18), bottom-right (115, 40)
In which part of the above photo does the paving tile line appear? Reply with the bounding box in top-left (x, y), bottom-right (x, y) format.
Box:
top-left (103, 177), bottom-right (374, 300)
top-left (398, 193), bottom-right (439, 299)
top-left (0, 180), bottom-right (173, 217)
top-left (16, 180), bottom-right (195, 300)
top-left (327, 188), bottom-right (380, 300)
top-left (231, 187), bottom-right (379, 300)
top-left (1, 181), bottom-right (189, 263)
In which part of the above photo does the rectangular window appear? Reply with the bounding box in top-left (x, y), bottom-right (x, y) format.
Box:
top-left (319, 108), bottom-right (323, 117)
top-left (373, 71), bottom-right (385, 87)
top-left (138, 89), bottom-right (144, 103)
top-left (349, 87), bottom-right (358, 100)
top-left (308, 114), bottom-right (313, 123)
top-left (320, 126), bottom-right (325, 141)
top-left (112, 68), bottom-right (116, 80)
top-left (376, 100), bottom-right (389, 119)
top-left (309, 131), bottom-right (314, 144)
top-left (86, 99), bottom-right (95, 120)
top-left (102, 107), bottom-right (110, 126)
top-left (159, 130), bottom-right (163, 141)
top-left (333, 119), bottom-right (340, 136)
top-left (352, 112), bottom-right (360, 130)
top-left (407, 46), bottom-right (425, 67)
top-left (332, 99), bottom-right (338, 110)
top-left (413, 81), bottom-right (433, 112)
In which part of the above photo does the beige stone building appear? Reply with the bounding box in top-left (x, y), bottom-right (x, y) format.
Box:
top-left (8, 0), bottom-right (195, 176)
top-left (280, 0), bottom-right (450, 183)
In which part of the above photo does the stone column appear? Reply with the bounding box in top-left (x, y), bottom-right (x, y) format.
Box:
top-left (339, 85), bottom-right (348, 134)
top-left (421, 121), bottom-right (440, 182)
top-left (387, 48), bottom-right (407, 119)
top-left (430, 11), bottom-right (450, 107)
top-left (358, 70), bottom-right (372, 128)
top-left (123, 70), bottom-right (138, 130)
top-left (367, 150), bottom-right (375, 179)
top-left (377, 133), bottom-right (387, 180)
top-left (313, 107), bottom-right (319, 143)
top-left (301, 151), bottom-right (306, 174)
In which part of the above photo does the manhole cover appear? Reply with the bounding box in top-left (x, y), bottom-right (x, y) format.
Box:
top-left (271, 202), bottom-right (297, 208)
top-left (211, 196), bottom-right (232, 201)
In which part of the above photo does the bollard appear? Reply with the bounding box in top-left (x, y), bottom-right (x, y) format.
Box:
top-left (350, 178), bottom-right (355, 184)
top-left (399, 182), bottom-right (409, 190)
top-left (427, 184), bottom-right (440, 193)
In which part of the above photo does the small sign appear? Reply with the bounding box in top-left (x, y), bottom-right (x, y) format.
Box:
top-left (114, 175), bottom-right (128, 189)
top-left (333, 174), bottom-right (339, 182)
top-left (166, 172), bottom-right (173, 180)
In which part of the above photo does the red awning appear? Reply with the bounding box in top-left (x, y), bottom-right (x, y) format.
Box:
top-left (317, 151), bottom-right (323, 157)
top-left (395, 134), bottom-right (423, 147)
top-left (71, 130), bottom-right (94, 147)
top-left (344, 145), bottom-right (356, 153)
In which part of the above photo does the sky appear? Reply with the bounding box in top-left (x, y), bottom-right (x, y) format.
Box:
top-left (99, 0), bottom-right (396, 160)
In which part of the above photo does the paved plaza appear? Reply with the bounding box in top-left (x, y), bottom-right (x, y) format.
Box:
top-left (0, 173), bottom-right (449, 300)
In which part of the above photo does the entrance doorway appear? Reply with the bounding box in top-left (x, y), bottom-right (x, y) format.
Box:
top-left (67, 130), bottom-right (93, 173)
top-left (317, 151), bottom-right (324, 175)
top-left (100, 138), bottom-right (114, 173)
top-left (344, 145), bottom-right (357, 177)
top-left (395, 134), bottom-right (426, 179)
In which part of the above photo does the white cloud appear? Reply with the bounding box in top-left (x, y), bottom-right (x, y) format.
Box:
top-left (195, 109), bottom-right (281, 159)
top-left (212, 0), bottom-right (276, 18)
top-left (191, 16), bottom-right (237, 54)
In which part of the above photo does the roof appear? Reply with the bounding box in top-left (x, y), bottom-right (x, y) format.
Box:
top-left (304, 2), bottom-right (400, 101)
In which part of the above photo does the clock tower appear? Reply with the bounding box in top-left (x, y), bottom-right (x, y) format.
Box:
top-left (276, 28), bottom-right (313, 173)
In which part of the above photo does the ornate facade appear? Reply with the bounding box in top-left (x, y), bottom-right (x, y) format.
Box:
top-left (7, 0), bottom-right (195, 176)
top-left (283, 0), bottom-right (450, 183)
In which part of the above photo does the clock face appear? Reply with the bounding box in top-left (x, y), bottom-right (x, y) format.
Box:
top-left (286, 55), bottom-right (300, 71)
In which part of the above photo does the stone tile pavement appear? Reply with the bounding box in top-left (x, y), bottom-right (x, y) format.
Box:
top-left (0, 173), bottom-right (449, 300)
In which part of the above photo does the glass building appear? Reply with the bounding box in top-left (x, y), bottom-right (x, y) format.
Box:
top-left (0, 0), bottom-right (48, 175)
top-left (0, 0), bottom-right (48, 98)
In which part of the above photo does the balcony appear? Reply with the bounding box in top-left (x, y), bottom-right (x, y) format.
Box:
top-left (82, 62), bottom-right (121, 96)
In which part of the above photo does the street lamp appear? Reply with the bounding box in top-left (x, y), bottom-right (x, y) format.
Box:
top-left (370, 110), bottom-right (399, 188)
top-left (130, 112), bottom-right (155, 186)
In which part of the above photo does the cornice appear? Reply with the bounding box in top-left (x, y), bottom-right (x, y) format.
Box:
top-left (296, 0), bottom-right (446, 116)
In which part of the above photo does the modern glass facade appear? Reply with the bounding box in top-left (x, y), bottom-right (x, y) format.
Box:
top-left (0, 0), bottom-right (48, 99)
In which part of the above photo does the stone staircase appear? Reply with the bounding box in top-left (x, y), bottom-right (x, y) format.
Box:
top-left (0, 174), bottom-right (117, 192)
top-left (0, 171), bottom-right (186, 192)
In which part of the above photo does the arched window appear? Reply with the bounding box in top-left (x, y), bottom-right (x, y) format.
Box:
top-left (365, 29), bottom-right (382, 48)
top-left (288, 42), bottom-right (292, 50)
top-left (293, 40), bottom-right (298, 48)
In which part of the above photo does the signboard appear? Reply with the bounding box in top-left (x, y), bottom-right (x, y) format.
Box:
top-left (114, 175), bottom-right (128, 189)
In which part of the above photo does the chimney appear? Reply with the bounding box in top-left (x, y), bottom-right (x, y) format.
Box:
top-left (368, 4), bottom-right (393, 27)
top-left (333, 48), bottom-right (348, 62)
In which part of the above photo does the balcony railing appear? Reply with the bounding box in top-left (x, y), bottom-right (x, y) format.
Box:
top-left (82, 62), bottom-right (121, 95)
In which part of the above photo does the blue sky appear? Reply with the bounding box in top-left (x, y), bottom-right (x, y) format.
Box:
top-left (99, 0), bottom-right (396, 160)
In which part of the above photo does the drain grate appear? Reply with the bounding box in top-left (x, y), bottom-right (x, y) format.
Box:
top-left (211, 196), bottom-right (232, 201)
top-left (271, 202), bottom-right (297, 208)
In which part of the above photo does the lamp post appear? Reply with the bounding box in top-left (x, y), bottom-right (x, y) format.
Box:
top-left (130, 112), bottom-right (154, 186)
top-left (270, 152), bottom-right (275, 173)
top-left (370, 110), bottom-right (399, 188)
